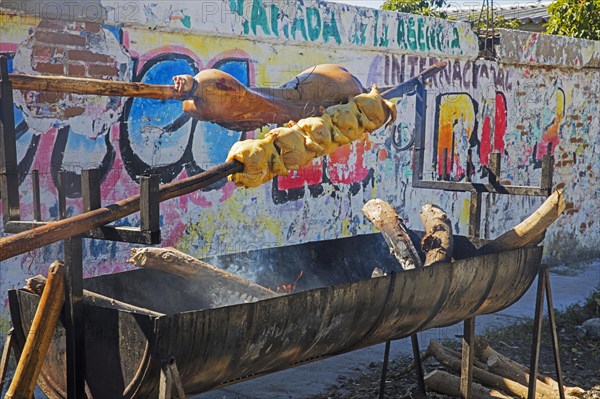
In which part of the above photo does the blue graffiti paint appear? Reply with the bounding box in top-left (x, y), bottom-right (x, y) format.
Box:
top-left (121, 54), bottom-right (198, 182)
top-left (0, 54), bottom-right (38, 184)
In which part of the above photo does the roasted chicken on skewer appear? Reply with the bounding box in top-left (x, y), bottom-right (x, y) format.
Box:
top-left (226, 85), bottom-right (397, 188)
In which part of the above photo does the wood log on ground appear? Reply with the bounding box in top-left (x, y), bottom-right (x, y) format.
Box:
top-left (428, 340), bottom-right (577, 399)
top-left (24, 275), bottom-right (164, 317)
top-left (128, 247), bottom-right (278, 307)
top-left (5, 261), bottom-right (65, 399)
top-left (419, 204), bottom-right (453, 266)
top-left (439, 341), bottom-right (489, 371)
top-left (424, 370), bottom-right (512, 399)
top-left (362, 199), bottom-right (423, 270)
top-left (481, 189), bottom-right (566, 253)
top-left (474, 337), bottom-right (584, 397)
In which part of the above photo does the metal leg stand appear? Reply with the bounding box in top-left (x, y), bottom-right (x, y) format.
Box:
top-left (411, 334), bottom-right (426, 397)
top-left (528, 266), bottom-right (566, 399)
top-left (544, 267), bottom-right (566, 399)
top-left (527, 267), bottom-right (545, 399)
top-left (378, 340), bottom-right (391, 399)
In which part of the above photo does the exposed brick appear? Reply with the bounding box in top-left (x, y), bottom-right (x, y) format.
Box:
top-left (67, 63), bottom-right (86, 77)
top-left (37, 19), bottom-right (67, 30)
top-left (64, 107), bottom-right (85, 118)
top-left (39, 91), bottom-right (63, 104)
top-left (35, 31), bottom-right (86, 47)
top-left (33, 46), bottom-right (55, 58)
top-left (34, 62), bottom-right (64, 75)
top-left (83, 22), bottom-right (101, 33)
top-left (88, 64), bottom-right (119, 77)
top-left (68, 49), bottom-right (110, 63)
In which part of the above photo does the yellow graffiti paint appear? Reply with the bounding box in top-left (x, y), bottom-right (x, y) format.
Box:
top-left (459, 197), bottom-right (470, 225)
top-left (437, 94), bottom-right (475, 173)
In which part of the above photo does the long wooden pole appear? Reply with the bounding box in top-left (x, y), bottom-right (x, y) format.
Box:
top-left (9, 74), bottom-right (185, 101)
top-left (0, 161), bottom-right (243, 262)
top-left (8, 61), bottom-right (447, 101)
top-left (4, 261), bottom-right (65, 399)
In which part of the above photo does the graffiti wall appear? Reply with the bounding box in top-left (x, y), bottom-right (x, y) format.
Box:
top-left (0, 1), bottom-right (599, 337)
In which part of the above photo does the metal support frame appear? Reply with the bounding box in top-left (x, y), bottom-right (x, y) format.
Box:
top-left (58, 171), bottom-right (86, 398)
top-left (378, 74), bottom-right (560, 399)
top-left (0, 55), bottom-right (164, 398)
top-left (0, 57), bottom-right (20, 224)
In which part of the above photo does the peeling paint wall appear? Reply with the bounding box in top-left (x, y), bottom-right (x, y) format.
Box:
top-left (0, 1), bottom-right (599, 337)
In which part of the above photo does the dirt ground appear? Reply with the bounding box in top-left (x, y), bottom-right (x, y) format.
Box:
top-left (318, 287), bottom-right (600, 399)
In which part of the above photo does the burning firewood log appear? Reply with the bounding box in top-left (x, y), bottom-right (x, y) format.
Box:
top-left (362, 199), bottom-right (423, 270)
top-left (420, 204), bottom-right (453, 266)
top-left (5, 261), bottom-right (65, 399)
top-left (481, 189), bottom-right (566, 253)
top-left (24, 275), bottom-right (164, 316)
top-left (425, 369), bottom-right (512, 399)
top-left (128, 247), bottom-right (278, 307)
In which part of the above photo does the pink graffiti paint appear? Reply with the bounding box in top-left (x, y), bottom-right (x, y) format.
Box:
top-left (277, 159), bottom-right (324, 190)
top-left (480, 115), bottom-right (492, 165)
top-left (494, 92), bottom-right (507, 154)
top-left (327, 140), bottom-right (369, 184)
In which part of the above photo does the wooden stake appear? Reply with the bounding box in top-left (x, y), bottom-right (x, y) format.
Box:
top-left (362, 199), bottom-right (423, 270)
top-left (5, 261), bottom-right (65, 399)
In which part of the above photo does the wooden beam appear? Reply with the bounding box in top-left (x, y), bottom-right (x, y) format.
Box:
top-left (5, 261), bottom-right (65, 399)
top-left (10, 73), bottom-right (185, 100)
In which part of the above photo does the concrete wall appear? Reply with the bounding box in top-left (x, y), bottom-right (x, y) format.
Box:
top-left (1, 1), bottom-right (599, 336)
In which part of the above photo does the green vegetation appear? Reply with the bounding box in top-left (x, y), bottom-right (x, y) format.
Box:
top-left (546, 0), bottom-right (600, 41)
top-left (381, 0), bottom-right (451, 19)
